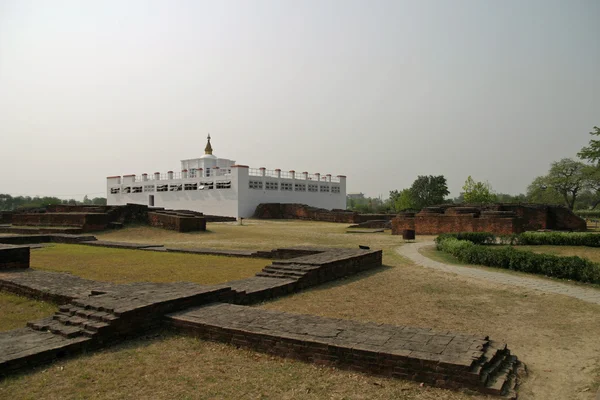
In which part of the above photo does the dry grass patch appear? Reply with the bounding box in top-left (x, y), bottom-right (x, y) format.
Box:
top-left (30, 244), bottom-right (266, 285)
top-left (262, 251), bottom-right (600, 400)
top-left (519, 245), bottom-right (600, 263)
top-left (0, 332), bottom-right (481, 400)
top-left (96, 220), bottom-right (403, 250)
top-left (0, 292), bottom-right (57, 332)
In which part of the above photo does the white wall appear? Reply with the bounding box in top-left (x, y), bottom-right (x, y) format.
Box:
top-left (236, 168), bottom-right (346, 218)
top-left (106, 171), bottom-right (240, 217)
top-left (106, 167), bottom-right (347, 219)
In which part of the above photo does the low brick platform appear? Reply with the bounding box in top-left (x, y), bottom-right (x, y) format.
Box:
top-left (0, 245), bottom-right (30, 269)
top-left (0, 270), bottom-right (117, 304)
top-left (0, 328), bottom-right (90, 375)
top-left (0, 234), bottom-right (97, 245)
top-left (169, 304), bottom-right (522, 398)
top-left (1, 282), bottom-right (231, 376)
top-left (0, 226), bottom-right (85, 234)
top-left (148, 211), bottom-right (206, 232)
top-left (78, 240), bottom-right (160, 249)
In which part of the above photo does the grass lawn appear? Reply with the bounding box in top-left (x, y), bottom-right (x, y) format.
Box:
top-left (95, 220), bottom-right (404, 250)
top-left (30, 244), bottom-right (267, 285)
top-left (1, 220), bottom-right (599, 400)
top-left (0, 331), bottom-right (477, 400)
top-left (0, 292), bottom-right (57, 332)
top-left (518, 245), bottom-right (600, 263)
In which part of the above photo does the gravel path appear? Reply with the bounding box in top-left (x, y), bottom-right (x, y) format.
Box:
top-left (396, 241), bottom-right (600, 306)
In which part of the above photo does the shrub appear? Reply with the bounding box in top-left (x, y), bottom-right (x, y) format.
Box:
top-left (436, 236), bottom-right (600, 284)
top-left (436, 231), bottom-right (600, 247)
top-left (575, 210), bottom-right (600, 219)
top-left (517, 232), bottom-right (600, 247)
top-left (435, 232), bottom-right (496, 245)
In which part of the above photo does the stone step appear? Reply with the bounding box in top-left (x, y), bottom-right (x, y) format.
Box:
top-left (483, 349), bottom-right (511, 386)
top-left (485, 355), bottom-right (520, 396)
top-left (53, 314), bottom-right (88, 327)
top-left (261, 267), bottom-right (307, 278)
top-left (27, 317), bottom-right (54, 331)
top-left (82, 320), bottom-right (110, 332)
top-left (255, 272), bottom-right (301, 280)
top-left (46, 320), bottom-right (85, 338)
top-left (471, 341), bottom-right (502, 376)
top-left (474, 341), bottom-right (508, 384)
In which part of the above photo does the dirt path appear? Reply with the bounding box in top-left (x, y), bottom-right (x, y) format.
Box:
top-left (397, 241), bottom-right (600, 306)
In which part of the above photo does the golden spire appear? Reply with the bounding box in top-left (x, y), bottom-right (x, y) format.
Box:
top-left (204, 134), bottom-right (213, 155)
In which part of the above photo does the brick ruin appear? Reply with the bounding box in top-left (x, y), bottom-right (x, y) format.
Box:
top-left (0, 204), bottom-right (236, 234)
top-left (0, 235), bottom-right (523, 397)
top-left (391, 203), bottom-right (586, 235)
top-left (254, 203), bottom-right (395, 224)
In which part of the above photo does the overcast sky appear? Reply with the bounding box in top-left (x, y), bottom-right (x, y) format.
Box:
top-left (1, 0), bottom-right (599, 200)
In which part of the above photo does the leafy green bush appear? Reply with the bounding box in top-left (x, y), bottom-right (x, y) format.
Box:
top-left (575, 210), bottom-right (600, 219)
top-left (517, 232), bottom-right (600, 247)
top-left (435, 232), bottom-right (496, 245)
top-left (436, 231), bottom-right (600, 247)
top-left (436, 237), bottom-right (600, 284)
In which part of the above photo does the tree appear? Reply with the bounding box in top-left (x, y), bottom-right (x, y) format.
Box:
top-left (462, 176), bottom-right (497, 203)
top-left (527, 176), bottom-right (563, 205)
top-left (496, 193), bottom-right (527, 203)
top-left (408, 175), bottom-right (450, 209)
top-left (528, 158), bottom-right (589, 210)
top-left (577, 126), bottom-right (600, 165)
top-left (394, 189), bottom-right (418, 211)
top-left (91, 197), bottom-right (107, 205)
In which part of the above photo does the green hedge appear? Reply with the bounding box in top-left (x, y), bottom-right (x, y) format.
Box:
top-left (436, 237), bottom-right (600, 284)
top-left (435, 232), bottom-right (496, 245)
top-left (575, 210), bottom-right (600, 219)
top-left (517, 232), bottom-right (600, 247)
top-left (437, 231), bottom-right (600, 247)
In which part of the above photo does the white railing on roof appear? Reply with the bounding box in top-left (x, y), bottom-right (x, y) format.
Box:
top-left (131, 169), bottom-right (231, 182)
top-left (247, 169), bottom-right (341, 181)
top-left (249, 168), bottom-right (262, 176)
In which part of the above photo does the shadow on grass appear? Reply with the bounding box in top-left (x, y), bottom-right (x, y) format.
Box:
top-left (257, 264), bottom-right (395, 306)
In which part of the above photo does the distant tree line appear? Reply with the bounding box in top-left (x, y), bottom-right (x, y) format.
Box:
top-left (347, 126), bottom-right (600, 213)
top-left (0, 194), bottom-right (107, 211)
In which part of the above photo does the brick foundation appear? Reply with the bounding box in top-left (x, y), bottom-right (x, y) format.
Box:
top-left (391, 204), bottom-right (586, 235)
top-left (254, 203), bottom-right (396, 224)
top-left (148, 212), bottom-right (206, 232)
top-left (0, 246), bottom-right (30, 269)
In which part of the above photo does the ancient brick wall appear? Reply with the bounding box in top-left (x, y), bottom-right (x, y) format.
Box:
top-left (148, 212), bottom-right (206, 232)
top-left (549, 206), bottom-right (587, 231)
top-left (254, 203), bottom-right (360, 222)
top-left (0, 212), bottom-right (13, 224)
top-left (254, 203), bottom-right (396, 224)
top-left (11, 213), bottom-right (108, 232)
top-left (499, 205), bottom-right (549, 231)
top-left (391, 204), bottom-right (584, 235)
top-left (0, 246), bottom-right (30, 269)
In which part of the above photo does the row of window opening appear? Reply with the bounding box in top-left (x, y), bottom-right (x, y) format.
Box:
top-left (249, 180), bottom-right (340, 193)
top-left (111, 181), bottom-right (231, 194)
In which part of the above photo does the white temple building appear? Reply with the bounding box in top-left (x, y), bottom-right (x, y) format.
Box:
top-left (106, 135), bottom-right (347, 218)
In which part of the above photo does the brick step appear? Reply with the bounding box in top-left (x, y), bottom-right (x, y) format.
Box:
top-left (70, 299), bottom-right (115, 314)
top-left (260, 267), bottom-right (307, 278)
top-left (481, 348), bottom-right (511, 386)
top-left (27, 316), bottom-right (55, 331)
top-left (255, 272), bottom-right (301, 280)
top-left (484, 355), bottom-right (520, 397)
top-left (45, 319), bottom-right (86, 338)
top-left (471, 341), bottom-right (507, 380)
top-left (270, 261), bottom-right (321, 270)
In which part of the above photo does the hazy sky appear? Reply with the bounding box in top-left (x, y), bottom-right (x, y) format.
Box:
top-left (1, 0), bottom-right (599, 200)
